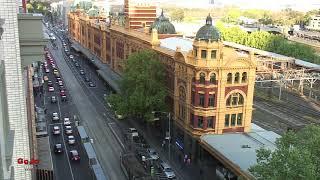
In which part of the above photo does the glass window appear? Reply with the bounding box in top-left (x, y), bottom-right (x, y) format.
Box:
top-left (234, 72), bottom-right (240, 83)
top-left (242, 72), bottom-right (247, 83)
top-left (199, 73), bottom-right (206, 84)
top-left (226, 93), bottom-right (244, 107)
top-left (226, 97), bottom-right (231, 106)
top-left (239, 95), bottom-right (244, 105)
top-left (201, 50), bottom-right (207, 59)
top-left (199, 94), bottom-right (205, 107)
top-left (210, 73), bottom-right (216, 84)
top-left (231, 114), bottom-right (236, 126)
top-left (237, 113), bottom-right (243, 125)
top-left (225, 114), bottom-right (230, 127)
top-left (227, 73), bottom-right (232, 84)
top-left (208, 94), bottom-right (215, 107)
top-left (207, 117), bottom-right (214, 128)
top-left (198, 116), bottom-right (203, 128)
top-left (211, 50), bottom-right (217, 59)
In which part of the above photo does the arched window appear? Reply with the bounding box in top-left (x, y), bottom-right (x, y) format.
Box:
top-left (234, 72), bottom-right (240, 83)
top-left (227, 73), bottom-right (232, 84)
top-left (199, 73), bottom-right (206, 84)
top-left (242, 72), bottom-right (247, 83)
top-left (226, 93), bottom-right (244, 107)
top-left (210, 73), bottom-right (216, 84)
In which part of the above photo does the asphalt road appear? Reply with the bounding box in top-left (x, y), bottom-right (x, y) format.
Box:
top-left (48, 29), bottom-right (126, 180)
top-left (43, 52), bottom-right (93, 180)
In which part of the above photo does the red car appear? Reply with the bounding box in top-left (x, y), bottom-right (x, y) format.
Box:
top-left (60, 90), bottom-right (66, 96)
top-left (70, 150), bottom-right (80, 161)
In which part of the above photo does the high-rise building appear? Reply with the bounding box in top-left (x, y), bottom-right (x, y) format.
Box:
top-left (0, 0), bottom-right (36, 179)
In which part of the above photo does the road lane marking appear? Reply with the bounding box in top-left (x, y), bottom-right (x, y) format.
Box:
top-left (59, 123), bottom-right (75, 180)
top-left (107, 122), bottom-right (125, 150)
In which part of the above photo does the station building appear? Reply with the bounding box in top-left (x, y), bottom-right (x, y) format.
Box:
top-left (68, 2), bottom-right (260, 178)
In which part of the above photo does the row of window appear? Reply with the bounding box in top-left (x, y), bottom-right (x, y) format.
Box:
top-left (227, 72), bottom-right (247, 84)
top-left (225, 113), bottom-right (243, 127)
top-left (197, 73), bottom-right (216, 84)
top-left (191, 92), bottom-right (216, 107)
top-left (194, 49), bottom-right (217, 60)
top-left (190, 115), bottom-right (215, 129)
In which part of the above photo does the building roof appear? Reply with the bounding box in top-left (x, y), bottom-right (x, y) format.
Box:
top-left (160, 37), bottom-right (193, 52)
top-left (200, 123), bottom-right (281, 176)
top-left (150, 10), bottom-right (176, 34)
top-left (195, 14), bottom-right (221, 42)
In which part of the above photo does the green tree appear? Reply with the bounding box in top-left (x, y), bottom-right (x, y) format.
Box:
top-left (222, 7), bottom-right (241, 24)
top-left (249, 125), bottom-right (320, 180)
top-left (108, 50), bottom-right (168, 121)
top-left (26, 3), bottom-right (34, 13)
top-left (170, 9), bottom-right (184, 22)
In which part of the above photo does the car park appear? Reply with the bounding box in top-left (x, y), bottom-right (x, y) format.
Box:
top-left (65, 126), bottom-right (72, 134)
top-left (54, 144), bottom-right (63, 153)
top-left (88, 81), bottom-right (96, 87)
top-left (51, 96), bottom-right (57, 103)
top-left (147, 148), bottom-right (159, 160)
top-left (70, 150), bottom-right (80, 161)
top-left (159, 162), bottom-right (176, 179)
top-left (52, 112), bottom-right (59, 121)
top-left (63, 118), bottom-right (71, 125)
top-left (48, 86), bottom-right (54, 92)
top-left (53, 126), bottom-right (60, 135)
top-left (67, 135), bottom-right (75, 145)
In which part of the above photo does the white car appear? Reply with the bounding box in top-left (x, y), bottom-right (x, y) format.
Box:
top-left (65, 126), bottom-right (72, 134)
top-left (53, 126), bottom-right (60, 135)
top-left (69, 55), bottom-right (74, 59)
top-left (67, 135), bottom-right (75, 145)
top-left (48, 86), bottom-right (54, 92)
top-left (63, 118), bottom-right (71, 125)
top-left (52, 112), bottom-right (59, 121)
top-left (45, 68), bottom-right (50, 73)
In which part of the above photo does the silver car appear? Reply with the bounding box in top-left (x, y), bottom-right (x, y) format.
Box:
top-left (159, 162), bottom-right (176, 179)
top-left (67, 135), bottom-right (75, 145)
top-left (53, 126), bottom-right (60, 135)
top-left (52, 112), bottom-right (59, 121)
top-left (65, 126), bottom-right (72, 134)
top-left (147, 148), bottom-right (159, 160)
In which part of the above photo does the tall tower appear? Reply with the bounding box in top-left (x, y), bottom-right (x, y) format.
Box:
top-left (0, 1), bottom-right (31, 180)
top-left (124, 0), bottom-right (157, 29)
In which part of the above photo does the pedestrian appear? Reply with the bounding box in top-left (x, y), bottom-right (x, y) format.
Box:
top-left (187, 157), bottom-right (191, 165)
top-left (183, 154), bottom-right (188, 164)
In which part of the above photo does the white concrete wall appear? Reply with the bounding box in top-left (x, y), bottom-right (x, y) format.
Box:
top-left (0, 0), bottom-right (31, 179)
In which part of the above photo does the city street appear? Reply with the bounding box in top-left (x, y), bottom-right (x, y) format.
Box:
top-left (48, 29), bottom-right (126, 180)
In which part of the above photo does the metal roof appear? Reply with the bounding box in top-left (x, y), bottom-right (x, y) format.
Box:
top-left (77, 126), bottom-right (89, 140)
top-left (92, 162), bottom-right (108, 180)
top-left (160, 37), bottom-right (193, 52)
top-left (83, 142), bottom-right (97, 159)
top-left (200, 123), bottom-right (281, 175)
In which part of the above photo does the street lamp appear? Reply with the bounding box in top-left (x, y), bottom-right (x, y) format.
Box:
top-left (152, 111), bottom-right (171, 161)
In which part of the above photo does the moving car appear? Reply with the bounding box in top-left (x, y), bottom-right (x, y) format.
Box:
top-left (54, 144), bottom-right (63, 153)
top-left (61, 95), bottom-right (68, 102)
top-left (58, 81), bottom-right (63, 86)
top-left (69, 55), bottom-right (74, 59)
top-left (79, 69), bottom-right (85, 75)
top-left (52, 112), bottom-right (59, 121)
top-left (147, 148), bottom-right (159, 160)
top-left (51, 96), bottom-right (57, 103)
top-left (47, 80), bottom-right (53, 86)
top-left (63, 118), bottom-right (71, 125)
top-left (53, 126), bottom-right (60, 135)
top-left (60, 90), bottom-right (66, 96)
top-left (67, 135), bottom-right (75, 145)
top-left (65, 126), bottom-right (72, 135)
top-left (48, 86), bottom-right (54, 92)
top-left (45, 68), bottom-right (50, 73)
top-left (159, 162), bottom-right (176, 179)
top-left (70, 150), bottom-right (80, 161)
top-left (88, 81), bottom-right (96, 87)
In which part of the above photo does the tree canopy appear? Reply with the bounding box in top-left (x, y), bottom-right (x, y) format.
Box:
top-left (107, 50), bottom-right (168, 121)
top-left (249, 125), bottom-right (320, 180)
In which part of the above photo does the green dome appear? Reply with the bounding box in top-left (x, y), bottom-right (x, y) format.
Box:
top-left (150, 10), bottom-right (176, 34)
top-left (195, 14), bottom-right (221, 41)
top-left (87, 7), bottom-right (99, 17)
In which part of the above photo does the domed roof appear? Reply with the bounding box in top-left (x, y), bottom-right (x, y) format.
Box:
top-left (87, 7), bottom-right (99, 17)
top-left (195, 14), bottom-right (221, 42)
top-left (149, 10), bottom-right (176, 34)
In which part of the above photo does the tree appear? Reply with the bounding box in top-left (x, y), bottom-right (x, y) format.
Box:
top-left (108, 50), bottom-right (168, 121)
top-left (26, 3), bottom-right (34, 13)
top-left (170, 9), bottom-right (184, 22)
top-left (249, 125), bottom-right (320, 180)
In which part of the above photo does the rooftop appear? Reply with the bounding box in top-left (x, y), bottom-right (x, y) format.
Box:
top-left (200, 123), bottom-right (281, 176)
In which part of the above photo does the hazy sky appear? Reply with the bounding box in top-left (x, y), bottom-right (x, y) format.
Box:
top-left (158, 0), bottom-right (320, 11)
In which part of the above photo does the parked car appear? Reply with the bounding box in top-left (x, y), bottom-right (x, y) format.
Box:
top-left (147, 148), bottom-right (159, 160)
top-left (70, 150), bottom-right (80, 161)
top-left (54, 144), bottom-right (63, 153)
top-left (159, 162), bottom-right (176, 179)
top-left (53, 126), bottom-right (60, 135)
top-left (65, 126), bottom-right (72, 134)
top-left (69, 55), bottom-right (74, 59)
top-left (67, 135), bottom-right (75, 145)
top-left (52, 112), bottom-right (59, 121)
top-left (51, 96), bottom-right (57, 103)
top-left (88, 81), bottom-right (96, 87)
top-left (48, 86), bottom-right (54, 92)
top-left (79, 69), bottom-right (85, 75)
top-left (63, 118), bottom-right (71, 125)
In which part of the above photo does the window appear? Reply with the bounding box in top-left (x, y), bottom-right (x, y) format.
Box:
top-left (208, 94), bottom-right (215, 107)
top-left (198, 116), bottom-right (203, 128)
top-left (237, 113), bottom-right (243, 125)
top-left (231, 114), bottom-right (236, 126)
top-left (179, 87), bottom-right (186, 119)
top-left (242, 72), bottom-right (247, 83)
top-left (211, 50), bottom-right (217, 59)
top-left (207, 117), bottom-right (214, 128)
top-left (191, 91), bottom-right (195, 105)
top-left (199, 94), bottom-right (205, 107)
top-left (201, 50), bottom-right (207, 59)
top-left (210, 73), bottom-right (216, 84)
top-left (227, 73), bottom-right (232, 84)
top-left (226, 93), bottom-right (244, 107)
top-left (234, 72), bottom-right (240, 83)
top-left (199, 73), bottom-right (206, 84)
top-left (194, 48), bottom-right (197, 57)
top-left (225, 114), bottom-right (230, 127)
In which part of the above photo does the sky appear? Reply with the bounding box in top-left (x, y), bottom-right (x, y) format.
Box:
top-left (157, 0), bottom-right (320, 11)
